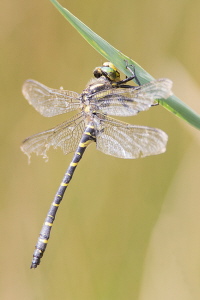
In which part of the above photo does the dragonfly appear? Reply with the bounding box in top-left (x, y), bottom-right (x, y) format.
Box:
top-left (21, 62), bottom-right (173, 268)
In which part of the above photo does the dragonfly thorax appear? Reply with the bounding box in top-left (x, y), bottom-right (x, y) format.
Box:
top-left (81, 76), bottom-right (113, 105)
top-left (81, 62), bottom-right (123, 107)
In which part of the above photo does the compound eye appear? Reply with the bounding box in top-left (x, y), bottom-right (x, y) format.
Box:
top-left (102, 62), bottom-right (110, 67)
top-left (103, 62), bottom-right (115, 70)
top-left (102, 62), bottom-right (120, 81)
top-left (93, 62), bottom-right (121, 82)
top-left (93, 67), bottom-right (103, 78)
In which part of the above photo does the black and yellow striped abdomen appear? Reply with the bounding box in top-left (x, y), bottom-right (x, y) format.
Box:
top-left (31, 123), bottom-right (95, 268)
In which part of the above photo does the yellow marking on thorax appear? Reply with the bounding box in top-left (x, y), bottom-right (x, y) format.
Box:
top-left (45, 222), bottom-right (53, 227)
top-left (84, 106), bottom-right (90, 113)
top-left (92, 83), bottom-right (104, 89)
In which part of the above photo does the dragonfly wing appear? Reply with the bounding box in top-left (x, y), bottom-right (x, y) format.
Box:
top-left (22, 79), bottom-right (80, 117)
top-left (95, 115), bottom-right (168, 159)
top-left (92, 78), bottom-right (173, 116)
top-left (21, 113), bottom-right (85, 162)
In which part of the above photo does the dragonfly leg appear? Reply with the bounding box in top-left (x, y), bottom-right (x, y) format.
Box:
top-left (116, 61), bottom-right (141, 86)
top-left (125, 61), bottom-right (141, 86)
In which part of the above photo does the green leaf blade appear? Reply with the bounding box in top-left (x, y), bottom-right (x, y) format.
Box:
top-left (50, 0), bottom-right (200, 130)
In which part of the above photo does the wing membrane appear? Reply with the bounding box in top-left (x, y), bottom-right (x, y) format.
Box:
top-left (21, 113), bottom-right (85, 161)
top-left (91, 79), bottom-right (173, 116)
top-left (22, 79), bottom-right (80, 117)
top-left (95, 114), bottom-right (168, 159)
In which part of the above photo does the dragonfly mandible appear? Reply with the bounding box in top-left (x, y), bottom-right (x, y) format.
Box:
top-left (21, 62), bottom-right (173, 268)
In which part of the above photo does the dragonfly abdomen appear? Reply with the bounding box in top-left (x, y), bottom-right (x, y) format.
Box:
top-left (30, 123), bottom-right (96, 268)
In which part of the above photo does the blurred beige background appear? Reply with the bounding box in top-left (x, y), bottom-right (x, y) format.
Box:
top-left (1, 0), bottom-right (200, 299)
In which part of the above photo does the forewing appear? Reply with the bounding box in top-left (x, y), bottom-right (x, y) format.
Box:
top-left (91, 78), bottom-right (173, 116)
top-left (22, 79), bottom-right (80, 117)
top-left (21, 113), bottom-right (85, 162)
top-left (95, 115), bottom-right (168, 159)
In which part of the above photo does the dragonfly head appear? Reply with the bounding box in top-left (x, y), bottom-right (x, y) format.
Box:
top-left (93, 62), bottom-right (121, 82)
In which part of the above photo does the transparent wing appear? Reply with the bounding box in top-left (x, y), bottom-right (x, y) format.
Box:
top-left (95, 114), bottom-right (168, 159)
top-left (22, 79), bottom-right (81, 117)
top-left (91, 78), bottom-right (173, 116)
top-left (21, 113), bottom-right (85, 162)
